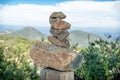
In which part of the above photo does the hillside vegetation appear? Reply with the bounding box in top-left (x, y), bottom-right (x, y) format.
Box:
top-left (0, 36), bottom-right (40, 80)
top-left (74, 39), bottom-right (120, 80)
top-left (0, 31), bottom-right (120, 80)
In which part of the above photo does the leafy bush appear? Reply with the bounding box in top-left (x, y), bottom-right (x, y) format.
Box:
top-left (0, 36), bottom-right (40, 80)
top-left (75, 39), bottom-right (120, 80)
top-left (1, 36), bottom-right (120, 80)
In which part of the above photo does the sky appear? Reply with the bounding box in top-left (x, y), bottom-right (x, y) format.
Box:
top-left (0, 0), bottom-right (120, 29)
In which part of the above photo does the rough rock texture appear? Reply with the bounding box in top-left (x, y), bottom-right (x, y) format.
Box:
top-left (30, 42), bottom-right (83, 71)
top-left (49, 12), bottom-right (66, 26)
top-left (48, 36), bottom-right (70, 47)
top-left (49, 12), bottom-right (66, 19)
top-left (41, 68), bottom-right (74, 80)
top-left (53, 20), bottom-right (71, 30)
top-left (48, 12), bottom-right (71, 47)
top-left (50, 27), bottom-right (69, 40)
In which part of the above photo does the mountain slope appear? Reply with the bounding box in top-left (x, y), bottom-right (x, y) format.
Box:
top-left (0, 30), bottom-right (13, 35)
top-left (9, 27), bottom-right (47, 41)
top-left (68, 30), bottom-right (100, 47)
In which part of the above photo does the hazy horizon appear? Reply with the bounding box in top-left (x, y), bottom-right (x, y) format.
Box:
top-left (0, 25), bottom-right (119, 40)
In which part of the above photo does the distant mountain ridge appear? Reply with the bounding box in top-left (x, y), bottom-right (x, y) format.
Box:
top-left (0, 30), bottom-right (13, 35)
top-left (68, 30), bottom-right (100, 47)
top-left (7, 27), bottom-right (47, 41)
top-left (1, 26), bottom-right (118, 47)
top-left (1, 25), bottom-right (120, 40)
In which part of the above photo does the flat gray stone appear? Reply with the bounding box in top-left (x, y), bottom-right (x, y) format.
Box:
top-left (41, 68), bottom-right (74, 80)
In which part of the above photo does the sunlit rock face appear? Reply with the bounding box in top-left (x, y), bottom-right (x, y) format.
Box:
top-left (30, 42), bottom-right (83, 71)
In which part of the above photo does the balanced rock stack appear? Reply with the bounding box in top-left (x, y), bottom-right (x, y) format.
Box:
top-left (48, 12), bottom-right (71, 47)
top-left (30, 12), bottom-right (83, 80)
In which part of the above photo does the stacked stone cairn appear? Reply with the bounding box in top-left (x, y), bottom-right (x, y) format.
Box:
top-left (30, 12), bottom-right (83, 80)
top-left (48, 12), bottom-right (71, 48)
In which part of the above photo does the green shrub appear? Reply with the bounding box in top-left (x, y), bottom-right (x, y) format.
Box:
top-left (75, 39), bottom-right (120, 80)
top-left (0, 36), bottom-right (40, 80)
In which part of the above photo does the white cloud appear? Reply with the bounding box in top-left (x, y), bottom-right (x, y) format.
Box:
top-left (0, 1), bottom-right (120, 28)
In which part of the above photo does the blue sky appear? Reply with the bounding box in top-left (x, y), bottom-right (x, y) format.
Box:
top-left (0, 0), bottom-right (67, 5)
top-left (0, 0), bottom-right (117, 5)
top-left (0, 0), bottom-right (120, 29)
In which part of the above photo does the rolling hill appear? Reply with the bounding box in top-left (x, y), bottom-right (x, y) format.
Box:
top-left (68, 30), bottom-right (100, 47)
top-left (8, 27), bottom-right (47, 41)
top-left (1, 26), bottom-right (113, 47)
top-left (0, 30), bottom-right (13, 35)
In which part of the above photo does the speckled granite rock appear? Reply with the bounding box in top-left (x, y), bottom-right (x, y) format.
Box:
top-left (30, 42), bottom-right (83, 71)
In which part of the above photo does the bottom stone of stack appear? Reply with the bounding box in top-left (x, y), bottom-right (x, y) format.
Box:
top-left (41, 68), bottom-right (74, 80)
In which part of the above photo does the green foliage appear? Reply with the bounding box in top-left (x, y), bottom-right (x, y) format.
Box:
top-left (75, 39), bottom-right (120, 80)
top-left (0, 36), bottom-right (40, 80)
top-left (1, 35), bottom-right (120, 80)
